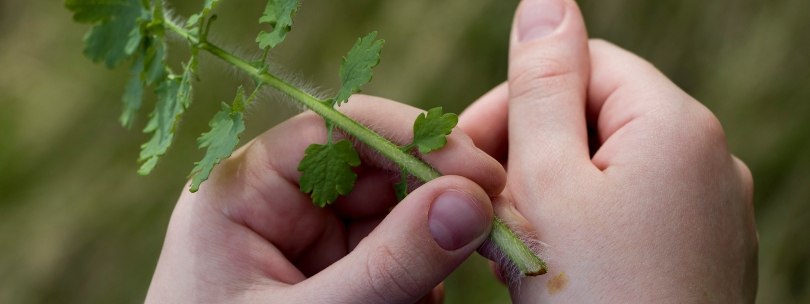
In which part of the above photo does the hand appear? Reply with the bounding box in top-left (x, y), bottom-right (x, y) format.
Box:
top-left (460, 0), bottom-right (757, 302)
top-left (145, 96), bottom-right (507, 303)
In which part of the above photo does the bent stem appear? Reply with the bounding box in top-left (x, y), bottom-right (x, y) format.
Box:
top-left (165, 19), bottom-right (546, 276)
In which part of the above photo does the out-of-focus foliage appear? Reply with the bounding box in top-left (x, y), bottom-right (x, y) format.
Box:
top-left (0, 0), bottom-right (808, 303)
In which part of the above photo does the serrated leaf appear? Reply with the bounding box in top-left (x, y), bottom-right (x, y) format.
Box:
top-left (297, 140), bottom-right (361, 207)
top-left (187, 0), bottom-right (221, 27)
top-left (138, 64), bottom-right (194, 175)
top-left (188, 102), bottom-right (245, 192)
top-left (66, 0), bottom-right (150, 68)
top-left (334, 31), bottom-right (384, 106)
top-left (410, 107), bottom-right (458, 154)
top-left (65, 0), bottom-right (142, 22)
top-left (256, 0), bottom-right (299, 49)
top-left (138, 78), bottom-right (183, 175)
top-left (142, 38), bottom-right (167, 86)
top-left (120, 47), bottom-right (146, 129)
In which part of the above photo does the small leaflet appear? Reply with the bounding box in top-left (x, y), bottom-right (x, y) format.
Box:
top-left (256, 0), bottom-right (299, 49)
top-left (334, 32), bottom-right (384, 106)
top-left (137, 63), bottom-right (194, 175)
top-left (188, 101), bottom-right (245, 192)
top-left (120, 48), bottom-right (146, 129)
top-left (409, 107), bottom-right (458, 154)
top-left (66, 0), bottom-right (150, 68)
top-left (297, 140), bottom-right (361, 207)
top-left (187, 0), bottom-right (221, 27)
top-left (142, 40), bottom-right (167, 86)
top-left (394, 169), bottom-right (409, 202)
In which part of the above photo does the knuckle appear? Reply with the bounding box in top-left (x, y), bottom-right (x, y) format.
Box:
top-left (509, 55), bottom-right (574, 102)
top-left (691, 105), bottom-right (728, 148)
top-left (734, 156), bottom-right (755, 200)
top-left (364, 243), bottom-right (426, 302)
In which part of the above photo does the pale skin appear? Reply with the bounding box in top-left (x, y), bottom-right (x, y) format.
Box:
top-left (461, 0), bottom-right (757, 302)
top-left (146, 0), bottom-right (758, 302)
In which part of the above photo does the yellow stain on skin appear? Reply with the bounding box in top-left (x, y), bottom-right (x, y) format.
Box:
top-left (547, 272), bottom-right (570, 295)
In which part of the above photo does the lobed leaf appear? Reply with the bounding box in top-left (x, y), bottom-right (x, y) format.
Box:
top-left (334, 32), bottom-right (384, 106)
top-left (120, 47), bottom-right (147, 129)
top-left (297, 140), bottom-right (361, 207)
top-left (409, 107), bottom-right (458, 154)
top-left (65, 0), bottom-right (143, 23)
top-left (138, 63), bottom-right (194, 175)
top-left (66, 0), bottom-right (150, 68)
top-left (256, 0), bottom-right (299, 49)
top-left (188, 101), bottom-right (245, 193)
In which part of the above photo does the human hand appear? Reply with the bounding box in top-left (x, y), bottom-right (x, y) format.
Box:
top-left (460, 0), bottom-right (758, 302)
top-left (145, 96), bottom-right (507, 303)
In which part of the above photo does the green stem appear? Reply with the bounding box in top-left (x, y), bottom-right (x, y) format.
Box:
top-left (166, 20), bottom-right (441, 182)
top-left (492, 217), bottom-right (548, 275)
top-left (164, 19), bottom-right (546, 276)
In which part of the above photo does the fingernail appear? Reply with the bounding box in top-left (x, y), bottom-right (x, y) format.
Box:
top-left (518, 0), bottom-right (565, 42)
top-left (429, 191), bottom-right (487, 251)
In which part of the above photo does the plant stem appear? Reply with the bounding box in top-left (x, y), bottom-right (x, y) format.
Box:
top-left (164, 19), bottom-right (546, 276)
top-left (492, 217), bottom-right (548, 275)
top-left (166, 20), bottom-right (441, 182)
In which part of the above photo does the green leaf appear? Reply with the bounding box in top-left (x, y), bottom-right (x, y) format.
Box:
top-left (187, 0), bottom-right (221, 27)
top-left (178, 62), bottom-right (194, 109)
top-left (334, 31), bottom-right (384, 106)
top-left (138, 78), bottom-right (182, 175)
top-left (120, 36), bottom-right (168, 129)
top-left (188, 102), bottom-right (245, 193)
top-left (120, 47), bottom-right (146, 129)
top-left (394, 169), bottom-right (408, 202)
top-left (256, 0), bottom-right (299, 49)
top-left (142, 38), bottom-right (167, 86)
top-left (66, 0), bottom-right (150, 68)
top-left (409, 107), bottom-right (458, 154)
top-left (297, 140), bottom-right (361, 207)
top-left (65, 0), bottom-right (142, 22)
top-left (137, 64), bottom-right (194, 175)
top-left (146, 2), bottom-right (165, 35)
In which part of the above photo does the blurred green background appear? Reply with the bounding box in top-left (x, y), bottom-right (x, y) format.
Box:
top-left (0, 0), bottom-right (808, 302)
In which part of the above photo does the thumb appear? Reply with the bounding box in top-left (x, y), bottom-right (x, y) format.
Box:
top-left (508, 0), bottom-right (592, 177)
top-left (298, 176), bottom-right (493, 303)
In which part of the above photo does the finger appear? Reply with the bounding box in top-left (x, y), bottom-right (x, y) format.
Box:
top-left (330, 168), bottom-right (398, 219)
top-left (508, 0), bottom-right (592, 176)
top-left (416, 283), bottom-right (445, 304)
top-left (732, 155), bottom-right (754, 202)
top-left (489, 260), bottom-right (508, 286)
top-left (196, 113), bottom-right (341, 263)
top-left (296, 176), bottom-right (493, 303)
top-left (458, 82), bottom-right (509, 160)
top-left (586, 39), bottom-right (719, 170)
top-left (347, 216), bottom-right (385, 251)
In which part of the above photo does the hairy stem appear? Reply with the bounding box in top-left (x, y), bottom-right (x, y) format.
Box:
top-left (166, 20), bottom-right (441, 181)
top-left (165, 19), bottom-right (546, 276)
top-left (492, 217), bottom-right (548, 275)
